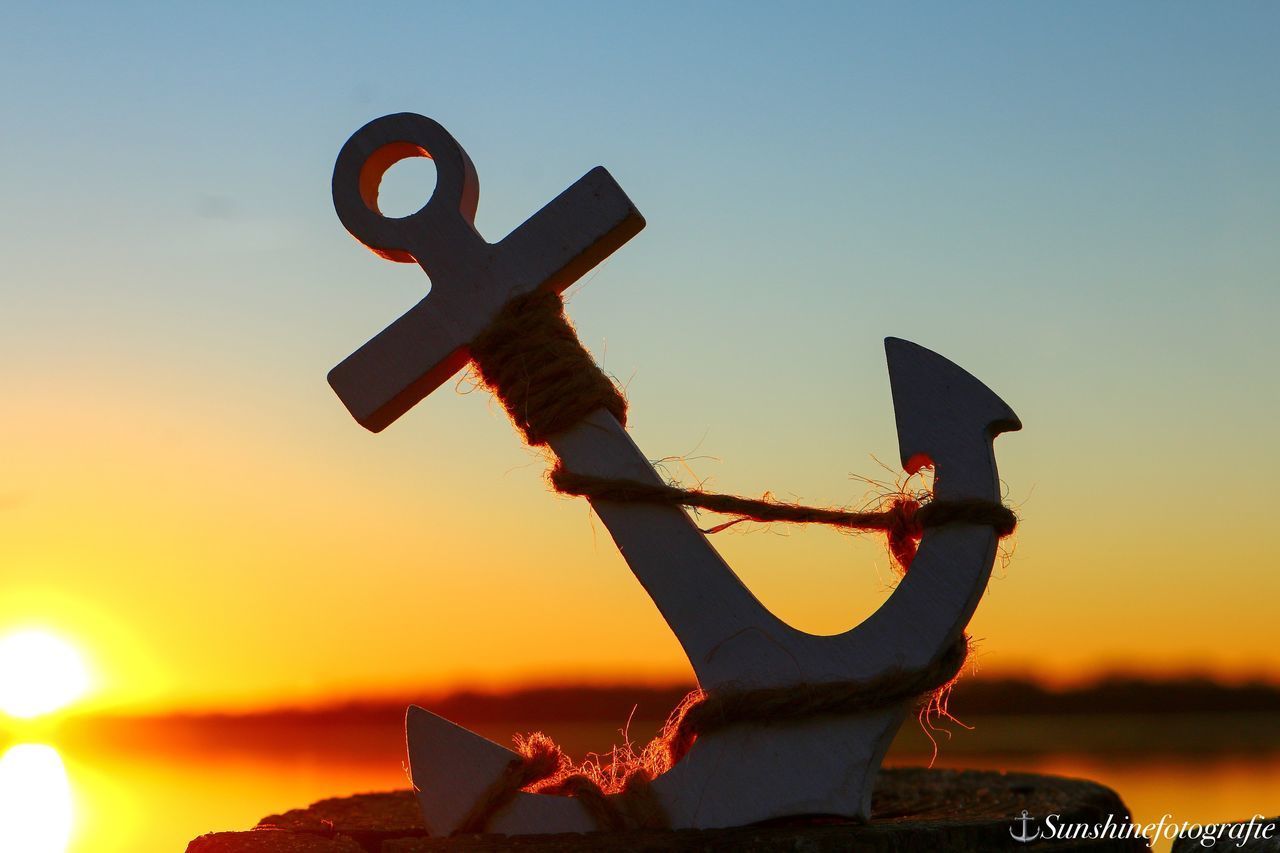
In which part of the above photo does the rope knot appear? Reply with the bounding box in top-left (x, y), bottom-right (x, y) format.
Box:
top-left (457, 736), bottom-right (668, 834)
top-left (885, 497), bottom-right (923, 570)
top-left (452, 733), bottom-right (566, 835)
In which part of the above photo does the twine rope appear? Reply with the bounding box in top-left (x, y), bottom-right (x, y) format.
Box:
top-left (470, 289), bottom-right (628, 447)
top-left (453, 739), bottom-right (563, 835)
top-left (551, 465), bottom-right (1016, 572)
top-left (453, 286), bottom-right (1014, 833)
top-left (453, 635), bottom-right (968, 834)
top-left (469, 288), bottom-right (1016, 572)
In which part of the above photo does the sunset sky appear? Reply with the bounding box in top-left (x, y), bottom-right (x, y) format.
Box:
top-left (2, 3), bottom-right (1277, 714)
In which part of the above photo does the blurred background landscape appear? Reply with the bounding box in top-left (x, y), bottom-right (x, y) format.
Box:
top-left (5, 676), bottom-right (1280, 851)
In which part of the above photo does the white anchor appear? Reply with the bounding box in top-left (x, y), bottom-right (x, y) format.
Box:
top-left (329, 113), bottom-right (1021, 835)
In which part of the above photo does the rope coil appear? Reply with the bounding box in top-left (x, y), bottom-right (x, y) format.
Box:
top-left (470, 289), bottom-right (627, 446)
top-left (453, 635), bottom-right (969, 834)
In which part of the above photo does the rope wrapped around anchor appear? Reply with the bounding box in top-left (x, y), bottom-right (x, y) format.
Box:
top-left (455, 287), bottom-right (1017, 833)
top-left (469, 288), bottom-right (1016, 573)
top-left (455, 634), bottom-right (970, 834)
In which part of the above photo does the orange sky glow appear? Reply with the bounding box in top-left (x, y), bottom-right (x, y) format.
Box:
top-left (2, 4), bottom-right (1277, 718)
top-left (3, 344), bottom-right (1278, 716)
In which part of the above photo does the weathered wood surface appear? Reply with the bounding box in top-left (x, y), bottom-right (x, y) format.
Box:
top-left (187, 767), bottom-right (1143, 852)
top-left (188, 831), bottom-right (365, 852)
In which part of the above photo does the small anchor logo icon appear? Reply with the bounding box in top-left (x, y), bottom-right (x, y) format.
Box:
top-left (1010, 809), bottom-right (1041, 842)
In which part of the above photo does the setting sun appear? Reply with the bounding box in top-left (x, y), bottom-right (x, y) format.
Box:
top-left (0, 631), bottom-right (91, 719)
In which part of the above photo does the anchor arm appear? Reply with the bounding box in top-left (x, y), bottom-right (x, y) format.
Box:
top-left (828, 338), bottom-right (1021, 675)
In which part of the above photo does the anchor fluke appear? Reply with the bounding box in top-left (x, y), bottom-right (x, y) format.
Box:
top-left (406, 705), bottom-right (596, 835)
top-left (885, 337), bottom-right (1021, 500)
top-left (406, 705), bottom-right (517, 835)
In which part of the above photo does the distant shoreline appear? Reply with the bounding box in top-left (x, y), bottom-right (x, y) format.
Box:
top-left (72, 674), bottom-right (1280, 723)
top-left (9, 676), bottom-right (1278, 762)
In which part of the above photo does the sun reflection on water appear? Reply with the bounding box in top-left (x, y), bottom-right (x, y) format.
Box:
top-left (0, 743), bottom-right (73, 853)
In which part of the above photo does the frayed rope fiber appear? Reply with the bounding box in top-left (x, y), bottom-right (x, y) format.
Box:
top-left (455, 286), bottom-right (1015, 833)
top-left (454, 635), bottom-right (969, 834)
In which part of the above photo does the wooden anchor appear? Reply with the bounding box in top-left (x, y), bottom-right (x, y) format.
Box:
top-left (328, 113), bottom-right (1021, 835)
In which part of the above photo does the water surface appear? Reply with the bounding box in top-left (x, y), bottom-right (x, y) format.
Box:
top-left (4, 714), bottom-right (1276, 852)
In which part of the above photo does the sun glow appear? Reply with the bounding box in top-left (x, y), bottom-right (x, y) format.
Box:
top-left (0, 631), bottom-right (91, 719)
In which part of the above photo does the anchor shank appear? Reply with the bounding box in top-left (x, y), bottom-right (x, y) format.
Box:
top-left (546, 408), bottom-right (801, 691)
